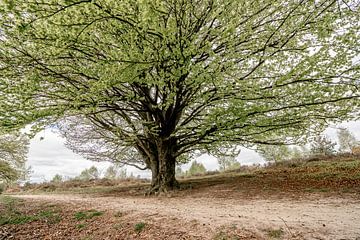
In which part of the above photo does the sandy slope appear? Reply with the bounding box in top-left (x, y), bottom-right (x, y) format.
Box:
top-left (16, 194), bottom-right (360, 240)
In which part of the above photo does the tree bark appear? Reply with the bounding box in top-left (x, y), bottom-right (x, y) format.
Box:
top-left (148, 138), bottom-right (179, 194)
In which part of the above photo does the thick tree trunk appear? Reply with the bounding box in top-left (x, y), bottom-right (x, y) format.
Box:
top-left (148, 138), bottom-right (179, 194)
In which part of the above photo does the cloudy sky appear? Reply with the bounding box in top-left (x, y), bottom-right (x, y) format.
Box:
top-left (26, 121), bottom-right (360, 183)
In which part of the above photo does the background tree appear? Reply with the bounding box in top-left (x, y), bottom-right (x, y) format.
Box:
top-left (337, 128), bottom-right (358, 153)
top-left (104, 165), bottom-right (117, 180)
top-left (77, 166), bottom-right (100, 181)
top-left (257, 145), bottom-right (292, 162)
top-left (87, 166), bottom-right (100, 180)
top-left (175, 166), bottom-right (184, 177)
top-left (51, 174), bottom-right (63, 183)
top-left (187, 161), bottom-right (207, 176)
top-left (218, 155), bottom-right (241, 171)
top-left (310, 135), bottom-right (336, 156)
top-left (0, 1), bottom-right (359, 193)
top-left (0, 131), bottom-right (29, 183)
top-left (290, 147), bottom-right (303, 160)
top-left (118, 168), bottom-right (127, 179)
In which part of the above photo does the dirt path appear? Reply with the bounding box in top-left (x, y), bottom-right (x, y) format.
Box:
top-left (16, 194), bottom-right (360, 239)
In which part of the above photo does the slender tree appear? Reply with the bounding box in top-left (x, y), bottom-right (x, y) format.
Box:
top-left (218, 155), bottom-right (241, 171)
top-left (104, 165), bottom-right (117, 179)
top-left (337, 128), bottom-right (358, 153)
top-left (310, 135), bottom-right (336, 156)
top-left (0, 1), bottom-right (359, 193)
top-left (77, 166), bottom-right (100, 180)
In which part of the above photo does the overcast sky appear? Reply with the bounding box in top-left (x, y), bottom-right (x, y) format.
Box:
top-left (26, 121), bottom-right (360, 183)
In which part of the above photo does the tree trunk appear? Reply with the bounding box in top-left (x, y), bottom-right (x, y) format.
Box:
top-left (148, 138), bottom-right (179, 194)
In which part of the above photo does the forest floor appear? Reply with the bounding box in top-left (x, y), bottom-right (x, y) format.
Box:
top-left (1, 156), bottom-right (360, 239)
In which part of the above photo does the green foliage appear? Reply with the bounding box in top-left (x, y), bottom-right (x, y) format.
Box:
top-left (310, 135), bottom-right (336, 156)
top-left (258, 144), bottom-right (310, 162)
top-left (37, 210), bottom-right (62, 224)
top-left (104, 166), bottom-right (117, 180)
top-left (187, 161), bottom-right (207, 176)
top-left (218, 156), bottom-right (241, 171)
top-left (77, 166), bottom-right (99, 181)
top-left (257, 145), bottom-right (292, 162)
top-left (0, 132), bottom-right (29, 183)
top-left (290, 146), bottom-right (305, 159)
top-left (0, 213), bottom-right (38, 225)
top-left (134, 222), bottom-right (146, 233)
top-left (337, 128), bottom-right (358, 153)
top-left (74, 210), bottom-right (103, 221)
top-left (76, 223), bottom-right (86, 229)
top-left (51, 174), bottom-right (63, 183)
top-left (103, 165), bottom-right (127, 179)
top-left (0, 161), bottom-right (18, 183)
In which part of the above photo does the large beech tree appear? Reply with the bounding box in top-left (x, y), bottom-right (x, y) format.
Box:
top-left (0, 0), bottom-right (359, 192)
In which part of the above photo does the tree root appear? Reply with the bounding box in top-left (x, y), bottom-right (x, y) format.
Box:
top-left (144, 180), bottom-right (180, 197)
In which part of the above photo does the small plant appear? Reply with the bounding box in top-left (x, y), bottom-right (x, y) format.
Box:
top-left (267, 228), bottom-right (284, 239)
top-left (134, 222), bottom-right (146, 233)
top-left (76, 223), bottom-right (86, 229)
top-left (38, 210), bottom-right (62, 224)
top-left (0, 214), bottom-right (38, 225)
top-left (0, 197), bottom-right (62, 226)
top-left (74, 209), bottom-right (103, 221)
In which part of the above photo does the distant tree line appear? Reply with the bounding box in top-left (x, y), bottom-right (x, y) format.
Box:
top-left (257, 128), bottom-right (360, 162)
top-left (50, 164), bottom-right (130, 183)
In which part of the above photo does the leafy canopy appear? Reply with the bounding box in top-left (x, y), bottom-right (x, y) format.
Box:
top-left (0, 0), bottom-right (359, 167)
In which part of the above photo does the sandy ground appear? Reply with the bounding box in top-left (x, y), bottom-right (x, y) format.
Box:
top-left (16, 194), bottom-right (360, 240)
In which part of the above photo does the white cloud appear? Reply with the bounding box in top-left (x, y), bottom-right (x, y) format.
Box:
top-left (27, 130), bottom-right (110, 183)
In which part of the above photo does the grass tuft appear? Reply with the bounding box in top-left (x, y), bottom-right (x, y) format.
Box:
top-left (134, 222), bottom-right (146, 233)
top-left (74, 209), bottom-right (103, 221)
top-left (76, 223), bottom-right (86, 229)
top-left (267, 228), bottom-right (284, 239)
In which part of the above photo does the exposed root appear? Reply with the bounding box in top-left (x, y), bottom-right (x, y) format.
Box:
top-left (144, 180), bottom-right (180, 197)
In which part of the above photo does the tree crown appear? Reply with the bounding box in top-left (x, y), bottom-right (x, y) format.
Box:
top-left (0, 0), bottom-right (359, 167)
